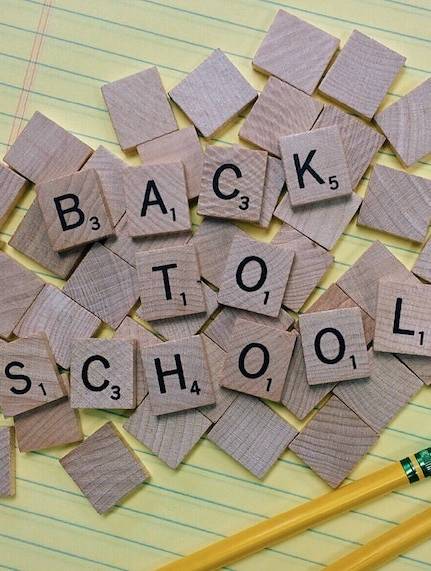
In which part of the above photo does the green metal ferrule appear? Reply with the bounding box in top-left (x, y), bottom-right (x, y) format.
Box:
top-left (400, 456), bottom-right (419, 484)
top-left (415, 448), bottom-right (431, 479)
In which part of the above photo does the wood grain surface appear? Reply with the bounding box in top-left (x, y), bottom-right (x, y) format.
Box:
top-left (0, 162), bottom-right (27, 227)
top-left (0, 427), bottom-right (15, 496)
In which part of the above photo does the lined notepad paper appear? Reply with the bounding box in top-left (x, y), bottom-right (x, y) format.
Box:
top-left (0, 1), bottom-right (431, 569)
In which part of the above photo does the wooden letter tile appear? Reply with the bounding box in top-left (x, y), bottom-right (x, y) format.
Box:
top-left (299, 307), bottom-right (370, 384)
top-left (197, 145), bottom-right (267, 223)
top-left (397, 354), bottom-right (431, 386)
top-left (71, 339), bottom-right (136, 409)
top-left (207, 394), bottom-right (298, 479)
top-left (0, 163), bottom-right (27, 227)
top-left (221, 319), bottom-right (297, 402)
top-left (413, 238), bottom-right (431, 283)
top-left (290, 395), bottom-right (378, 488)
top-left (3, 111), bottom-right (92, 184)
top-left (60, 422), bottom-right (150, 514)
top-left (36, 169), bottom-right (114, 252)
top-left (319, 30), bottom-right (405, 119)
top-left (253, 9), bottom-right (339, 95)
top-left (239, 77), bottom-right (323, 156)
top-left (258, 156), bottom-right (286, 228)
top-left (218, 234), bottom-right (294, 317)
top-left (136, 243), bottom-right (205, 321)
top-left (142, 335), bottom-right (215, 415)
top-left (124, 163), bottom-right (191, 238)
top-left (124, 395), bottom-right (212, 469)
top-left (0, 427), bottom-right (15, 496)
top-left (358, 165), bottom-right (431, 243)
top-left (169, 49), bottom-right (257, 138)
top-left (101, 67), bottom-right (177, 151)
top-left (0, 334), bottom-right (66, 417)
top-left (138, 127), bottom-right (204, 201)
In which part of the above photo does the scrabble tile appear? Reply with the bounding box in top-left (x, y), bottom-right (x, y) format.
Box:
top-left (101, 67), bottom-right (177, 151)
top-left (374, 280), bottom-right (431, 356)
top-left (36, 169), bottom-right (114, 252)
top-left (114, 317), bottom-right (161, 405)
top-left (272, 224), bottom-right (333, 311)
top-left (207, 394), bottom-right (298, 479)
top-left (413, 238), bottom-right (431, 283)
top-left (0, 427), bottom-right (15, 496)
top-left (138, 127), bottom-right (204, 201)
top-left (70, 339), bottom-right (136, 409)
top-left (221, 319), bottom-right (297, 401)
top-left (124, 163), bottom-right (191, 238)
top-left (337, 241), bottom-right (418, 318)
top-left (124, 395), bottom-right (211, 469)
top-left (290, 396), bottom-right (378, 488)
top-left (0, 163), bottom-right (27, 227)
top-left (14, 396), bottom-right (83, 452)
top-left (319, 30), bottom-right (405, 119)
top-left (63, 243), bottom-right (139, 329)
top-left (313, 104), bottom-right (385, 189)
top-left (197, 145), bottom-right (267, 222)
top-left (218, 234), bottom-right (294, 317)
top-left (299, 307), bottom-right (370, 385)
top-left (253, 9), bottom-right (339, 95)
top-left (82, 145), bottom-right (127, 226)
top-left (169, 49), bottom-right (257, 138)
top-left (0, 249), bottom-right (44, 339)
top-left (280, 126), bottom-right (352, 207)
top-left (397, 354), bottom-right (431, 386)
top-left (9, 199), bottom-right (84, 279)
top-left (15, 285), bottom-right (101, 369)
top-left (375, 78), bottom-right (431, 167)
top-left (142, 335), bottom-right (215, 415)
top-left (239, 77), bottom-right (323, 156)
top-left (0, 334), bottom-right (66, 417)
top-left (136, 243), bottom-right (205, 321)
top-left (358, 165), bottom-right (431, 243)
top-left (258, 156), bottom-right (286, 228)
top-left (281, 333), bottom-right (334, 420)
top-left (334, 349), bottom-right (422, 433)
top-left (3, 111), bottom-right (93, 184)
top-left (60, 422), bottom-right (150, 514)
top-left (274, 192), bottom-right (362, 250)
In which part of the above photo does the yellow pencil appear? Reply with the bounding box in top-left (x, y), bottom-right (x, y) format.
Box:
top-left (158, 448), bottom-right (431, 571)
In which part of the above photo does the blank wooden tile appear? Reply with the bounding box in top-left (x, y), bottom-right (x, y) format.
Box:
top-left (197, 145), bottom-right (267, 223)
top-left (374, 280), bottom-right (431, 356)
top-left (334, 349), bottom-right (422, 433)
top-left (375, 78), bottom-right (431, 167)
top-left (258, 156), bottom-right (286, 228)
top-left (0, 334), bottom-right (66, 417)
top-left (124, 395), bottom-right (211, 469)
top-left (207, 394), bottom-right (298, 479)
top-left (319, 30), bottom-right (405, 119)
top-left (82, 145), bottom-right (127, 226)
top-left (124, 163), bottom-right (191, 238)
top-left (9, 199), bottom-right (84, 280)
top-left (136, 243), bottom-right (205, 321)
top-left (221, 319), bottom-right (297, 402)
top-left (413, 238), bottom-right (431, 283)
top-left (60, 422), bottom-right (150, 514)
top-left (300, 307), bottom-right (370, 385)
top-left (36, 169), bottom-right (114, 252)
top-left (0, 427), bottom-right (15, 496)
top-left (138, 127), bottom-right (204, 200)
top-left (253, 9), bottom-right (339, 95)
top-left (313, 103), bottom-right (385, 189)
top-left (358, 165), bottom-right (431, 243)
top-left (239, 76), bottom-right (323, 156)
top-left (3, 111), bottom-right (93, 184)
top-left (101, 67), bottom-right (177, 151)
top-left (169, 49), bottom-right (257, 138)
top-left (397, 354), bottom-right (431, 386)
top-left (0, 248), bottom-right (44, 339)
top-left (290, 395), bottom-right (378, 488)
top-left (274, 192), bottom-right (362, 250)
top-left (280, 126), bottom-right (352, 207)
top-left (0, 163), bottom-right (27, 227)
top-left (63, 243), bottom-right (139, 329)
top-left (15, 284), bottom-right (101, 369)
top-left (272, 224), bottom-right (333, 311)
top-left (71, 339), bottom-right (136, 409)
top-left (143, 335), bottom-right (215, 415)
top-left (218, 234), bottom-right (294, 317)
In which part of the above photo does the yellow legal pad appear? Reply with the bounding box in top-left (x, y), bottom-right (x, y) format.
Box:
top-left (0, 1), bottom-right (431, 569)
